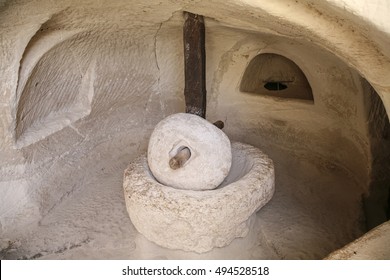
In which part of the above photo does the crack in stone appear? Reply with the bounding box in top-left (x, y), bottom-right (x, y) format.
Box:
top-left (154, 22), bottom-right (163, 72)
top-left (0, 240), bottom-right (15, 259)
top-left (69, 124), bottom-right (86, 138)
top-left (38, 182), bottom-right (79, 225)
top-left (147, 11), bottom-right (180, 113)
top-left (26, 237), bottom-right (91, 260)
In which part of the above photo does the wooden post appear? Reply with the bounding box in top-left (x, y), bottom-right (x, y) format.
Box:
top-left (183, 12), bottom-right (206, 118)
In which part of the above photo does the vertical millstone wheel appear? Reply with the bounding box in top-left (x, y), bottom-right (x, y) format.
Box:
top-left (147, 113), bottom-right (232, 191)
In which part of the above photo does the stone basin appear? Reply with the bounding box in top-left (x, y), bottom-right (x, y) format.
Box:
top-left (123, 142), bottom-right (275, 253)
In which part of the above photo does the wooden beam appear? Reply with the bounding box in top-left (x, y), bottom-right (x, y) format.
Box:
top-left (183, 12), bottom-right (206, 118)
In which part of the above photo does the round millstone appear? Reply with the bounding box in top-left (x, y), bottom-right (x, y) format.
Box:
top-left (147, 113), bottom-right (232, 191)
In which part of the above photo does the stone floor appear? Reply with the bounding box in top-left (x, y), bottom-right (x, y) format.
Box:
top-left (0, 137), bottom-right (366, 260)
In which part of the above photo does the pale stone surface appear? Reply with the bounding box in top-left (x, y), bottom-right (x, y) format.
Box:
top-left (147, 113), bottom-right (232, 190)
top-left (326, 220), bottom-right (390, 259)
top-left (124, 142), bottom-right (275, 253)
top-left (0, 0), bottom-right (390, 260)
top-left (1, 0), bottom-right (389, 235)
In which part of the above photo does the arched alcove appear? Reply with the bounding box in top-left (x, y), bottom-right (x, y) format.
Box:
top-left (15, 30), bottom-right (95, 148)
top-left (240, 53), bottom-right (314, 102)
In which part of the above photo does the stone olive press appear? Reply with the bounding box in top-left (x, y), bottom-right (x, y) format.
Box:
top-left (123, 113), bottom-right (275, 253)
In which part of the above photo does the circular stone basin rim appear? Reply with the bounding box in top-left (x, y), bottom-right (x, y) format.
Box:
top-left (123, 142), bottom-right (275, 253)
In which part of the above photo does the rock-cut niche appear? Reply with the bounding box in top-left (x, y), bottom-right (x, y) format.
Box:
top-left (240, 53), bottom-right (314, 102)
top-left (14, 21), bottom-right (95, 149)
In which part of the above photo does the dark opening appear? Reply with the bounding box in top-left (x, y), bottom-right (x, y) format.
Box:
top-left (264, 81), bottom-right (288, 91)
top-left (363, 79), bottom-right (390, 230)
top-left (240, 53), bottom-right (313, 102)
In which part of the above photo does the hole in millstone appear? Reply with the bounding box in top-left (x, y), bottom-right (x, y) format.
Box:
top-left (169, 146), bottom-right (191, 170)
top-left (264, 81), bottom-right (288, 91)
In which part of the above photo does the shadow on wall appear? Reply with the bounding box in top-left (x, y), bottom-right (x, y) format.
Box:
top-left (364, 79), bottom-right (390, 230)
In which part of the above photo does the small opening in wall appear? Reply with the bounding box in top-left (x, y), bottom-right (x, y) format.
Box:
top-left (264, 81), bottom-right (288, 91)
top-left (240, 53), bottom-right (313, 102)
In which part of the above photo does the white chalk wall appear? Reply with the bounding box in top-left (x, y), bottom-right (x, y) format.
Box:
top-left (205, 21), bottom-right (370, 181)
top-left (0, 0), bottom-right (389, 234)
